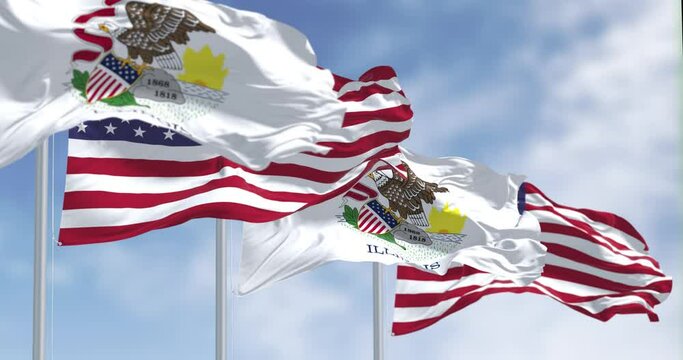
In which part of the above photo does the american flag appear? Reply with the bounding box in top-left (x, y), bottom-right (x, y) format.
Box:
top-left (85, 54), bottom-right (140, 103)
top-left (59, 66), bottom-right (412, 245)
top-left (391, 182), bottom-right (672, 335)
top-left (358, 200), bottom-right (400, 234)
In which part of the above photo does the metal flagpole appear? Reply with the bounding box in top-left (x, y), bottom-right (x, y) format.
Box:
top-left (373, 263), bottom-right (384, 360)
top-left (216, 219), bottom-right (230, 360)
top-left (33, 141), bottom-right (48, 360)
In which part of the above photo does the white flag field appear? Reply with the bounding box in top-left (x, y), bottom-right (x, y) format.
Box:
top-left (0, 0), bottom-right (354, 169)
top-left (238, 149), bottom-right (547, 295)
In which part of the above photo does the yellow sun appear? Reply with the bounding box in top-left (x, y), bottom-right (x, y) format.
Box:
top-left (425, 203), bottom-right (466, 234)
top-left (178, 45), bottom-right (229, 90)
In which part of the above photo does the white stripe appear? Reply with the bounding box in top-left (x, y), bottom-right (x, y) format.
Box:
top-left (533, 276), bottom-right (654, 298)
top-left (394, 277), bottom-right (669, 324)
top-left (544, 253), bottom-right (664, 287)
top-left (396, 272), bottom-right (498, 295)
top-left (60, 187), bottom-right (306, 228)
top-left (68, 139), bottom-right (224, 162)
top-left (526, 192), bottom-right (646, 252)
top-left (393, 281), bottom-right (521, 323)
top-left (343, 92), bottom-right (410, 113)
top-left (64, 160), bottom-right (378, 196)
top-left (539, 232), bottom-right (661, 271)
top-left (360, 217), bottom-right (378, 232)
top-left (337, 77), bottom-right (402, 97)
top-left (91, 77), bottom-right (117, 102)
top-left (527, 282), bottom-right (659, 314)
top-left (529, 209), bottom-right (648, 259)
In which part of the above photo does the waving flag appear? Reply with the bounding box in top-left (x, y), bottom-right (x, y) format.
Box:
top-left (391, 182), bottom-right (672, 336)
top-left (59, 66), bottom-right (413, 245)
top-left (237, 149), bottom-right (546, 295)
top-left (0, 0), bottom-right (350, 170)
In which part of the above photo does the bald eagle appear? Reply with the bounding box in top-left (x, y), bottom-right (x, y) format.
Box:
top-left (370, 162), bottom-right (448, 227)
top-left (99, 1), bottom-right (215, 71)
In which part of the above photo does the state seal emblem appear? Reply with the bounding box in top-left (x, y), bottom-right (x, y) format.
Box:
top-left (71, 1), bottom-right (229, 125)
top-left (340, 162), bottom-right (468, 265)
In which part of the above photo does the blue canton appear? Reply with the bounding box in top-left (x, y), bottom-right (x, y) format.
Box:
top-left (101, 54), bottom-right (140, 85)
top-left (367, 200), bottom-right (399, 228)
top-left (69, 118), bottom-right (200, 147)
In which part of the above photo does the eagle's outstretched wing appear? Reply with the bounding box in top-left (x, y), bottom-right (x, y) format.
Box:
top-left (401, 161), bottom-right (448, 205)
top-left (123, 2), bottom-right (215, 70)
top-left (373, 163), bottom-right (448, 227)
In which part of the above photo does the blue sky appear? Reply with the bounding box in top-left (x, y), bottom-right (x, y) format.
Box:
top-left (0, 0), bottom-right (680, 359)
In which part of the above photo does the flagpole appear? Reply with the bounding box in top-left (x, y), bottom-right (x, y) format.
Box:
top-left (33, 141), bottom-right (48, 360)
top-left (373, 263), bottom-right (384, 360)
top-left (216, 219), bottom-right (229, 360)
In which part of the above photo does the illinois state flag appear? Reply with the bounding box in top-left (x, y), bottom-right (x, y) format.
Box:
top-left (238, 149), bottom-right (547, 294)
top-left (0, 0), bottom-right (347, 169)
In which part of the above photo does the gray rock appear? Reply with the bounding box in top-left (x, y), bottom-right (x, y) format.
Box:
top-left (391, 222), bottom-right (433, 246)
top-left (130, 68), bottom-right (185, 105)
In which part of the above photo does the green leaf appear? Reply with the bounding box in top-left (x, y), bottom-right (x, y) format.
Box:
top-left (71, 70), bottom-right (89, 92)
top-left (375, 232), bottom-right (406, 250)
top-left (343, 205), bottom-right (358, 227)
top-left (101, 91), bottom-right (139, 107)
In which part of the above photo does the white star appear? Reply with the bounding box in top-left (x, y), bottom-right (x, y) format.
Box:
top-left (76, 123), bottom-right (88, 133)
top-left (163, 129), bottom-right (175, 140)
top-left (133, 127), bottom-right (146, 138)
top-left (121, 119), bottom-right (131, 124)
top-left (105, 123), bottom-right (117, 134)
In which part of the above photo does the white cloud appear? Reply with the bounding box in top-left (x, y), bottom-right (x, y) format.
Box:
top-left (235, 266), bottom-right (369, 359)
top-left (503, 0), bottom-right (678, 228)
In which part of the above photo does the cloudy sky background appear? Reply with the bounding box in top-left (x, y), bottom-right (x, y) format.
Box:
top-left (0, 0), bottom-right (680, 359)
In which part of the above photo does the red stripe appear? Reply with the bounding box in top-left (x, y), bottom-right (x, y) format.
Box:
top-left (350, 183), bottom-right (378, 199)
top-left (544, 242), bottom-right (665, 277)
top-left (540, 264), bottom-right (670, 294)
top-left (531, 281), bottom-right (665, 307)
top-left (367, 220), bottom-right (384, 234)
top-left (105, 0), bottom-right (123, 5)
top-left (360, 217), bottom-right (378, 232)
top-left (391, 284), bottom-right (664, 336)
top-left (73, 51), bottom-right (102, 63)
top-left (86, 70), bottom-right (105, 92)
top-left (74, 8), bottom-right (116, 24)
top-left (329, 66), bottom-right (397, 92)
top-left (524, 183), bottom-right (647, 250)
top-left (88, 76), bottom-right (114, 103)
top-left (95, 78), bottom-right (118, 101)
top-left (59, 202), bottom-right (289, 246)
top-left (342, 104), bottom-right (413, 127)
top-left (343, 191), bottom-right (367, 201)
top-left (529, 204), bottom-right (635, 252)
top-left (397, 265), bottom-right (484, 282)
top-left (358, 66), bottom-right (397, 83)
top-left (395, 272), bottom-right (670, 309)
top-left (540, 222), bottom-right (660, 268)
top-left (358, 208), bottom-right (370, 222)
top-left (63, 175), bottom-right (344, 210)
top-left (331, 72), bottom-right (352, 92)
top-left (310, 130), bottom-right (410, 158)
top-left (105, 83), bottom-right (124, 99)
top-left (72, 29), bottom-right (112, 63)
top-left (67, 146), bottom-right (400, 184)
top-left (338, 84), bottom-right (396, 102)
